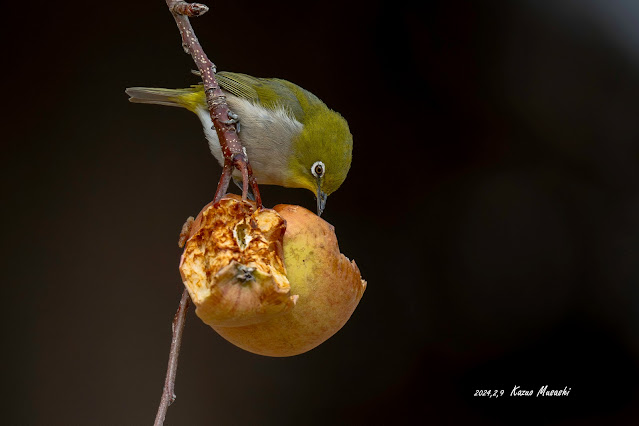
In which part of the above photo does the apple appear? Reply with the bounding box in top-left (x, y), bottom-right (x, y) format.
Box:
top-left (179, 195), bottom-right (366, 357)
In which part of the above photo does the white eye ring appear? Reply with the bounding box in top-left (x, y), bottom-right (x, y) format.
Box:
top-left (311, 161), bottom-right (325, 178)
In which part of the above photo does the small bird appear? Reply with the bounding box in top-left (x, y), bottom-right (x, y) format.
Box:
top-left (126, 72), bottom-right (353, 216)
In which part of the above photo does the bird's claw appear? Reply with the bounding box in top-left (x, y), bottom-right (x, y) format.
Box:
top-left (222, 111), bottom-right (239, 124)
top-left (221, 110), bottom-right (241, 132)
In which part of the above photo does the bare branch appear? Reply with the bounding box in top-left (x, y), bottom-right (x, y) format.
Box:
top-left (154, 2), bottom-right (265, 424)
top-left (154, 288), bottom-right (190, 426)
top-left (165, 0), bottom-right (261, 205)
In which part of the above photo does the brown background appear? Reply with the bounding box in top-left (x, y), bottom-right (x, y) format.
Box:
top-left (3, 1), bottom-right (639, 424)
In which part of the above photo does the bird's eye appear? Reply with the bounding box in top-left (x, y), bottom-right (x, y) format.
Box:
top-left (311, 161), bottom-right (325, 178)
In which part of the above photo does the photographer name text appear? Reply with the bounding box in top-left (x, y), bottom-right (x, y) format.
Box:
top-left (474, 386), bottom-right (571, 398)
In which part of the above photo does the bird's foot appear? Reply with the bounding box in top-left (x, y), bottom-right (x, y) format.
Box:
top-left (221, 110), bottom-right (241, 132)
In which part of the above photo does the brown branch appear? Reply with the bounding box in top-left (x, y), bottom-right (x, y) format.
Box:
top-left (165, 0), bottom-right (261, 206)
top-left (154, 288), bottom-right (190, 426)
top-left (154, 2), bottom-right (265, 424)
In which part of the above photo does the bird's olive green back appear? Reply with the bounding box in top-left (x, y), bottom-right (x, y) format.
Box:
top-left (217, 72), bottom-right (324, 122)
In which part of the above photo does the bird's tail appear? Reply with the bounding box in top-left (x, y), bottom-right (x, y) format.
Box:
top-left (125, 86), bottom-right (205, 113)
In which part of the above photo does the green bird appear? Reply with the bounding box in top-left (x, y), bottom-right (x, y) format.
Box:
top-left (126, 72), bottom-right (353, 215)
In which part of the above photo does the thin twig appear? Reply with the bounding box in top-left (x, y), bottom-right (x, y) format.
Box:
top-left (154, 288), bottom-right (190, 426)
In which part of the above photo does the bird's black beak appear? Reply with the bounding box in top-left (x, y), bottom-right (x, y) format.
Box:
top-left (316, 179), bottom-right (327, 217)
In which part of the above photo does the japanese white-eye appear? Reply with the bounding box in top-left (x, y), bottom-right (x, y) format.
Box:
top-left (126, 72), bottom-right (353, 215)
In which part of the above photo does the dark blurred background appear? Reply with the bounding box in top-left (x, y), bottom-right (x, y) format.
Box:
top-left (2, 0), bottom-right (639, 424)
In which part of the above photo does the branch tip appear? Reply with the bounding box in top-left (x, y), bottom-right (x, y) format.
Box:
top-left (171, 1), bottom-right (209, 17)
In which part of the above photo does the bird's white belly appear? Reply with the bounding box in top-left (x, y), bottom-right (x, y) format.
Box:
top-left (195, 95), bottom-right (302, 186)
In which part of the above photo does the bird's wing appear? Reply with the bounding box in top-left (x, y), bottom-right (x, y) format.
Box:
top-left (217, 72), bottom-right (323, 122)
top-left (216, 72), bottom-right (261, 100)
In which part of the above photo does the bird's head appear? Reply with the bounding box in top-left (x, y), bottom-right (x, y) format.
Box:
top-left (287, 107), bottom-right (352, 216)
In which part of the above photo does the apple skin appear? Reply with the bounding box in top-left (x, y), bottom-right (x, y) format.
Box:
top-left (212, 204), bottom-right (366, 356)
